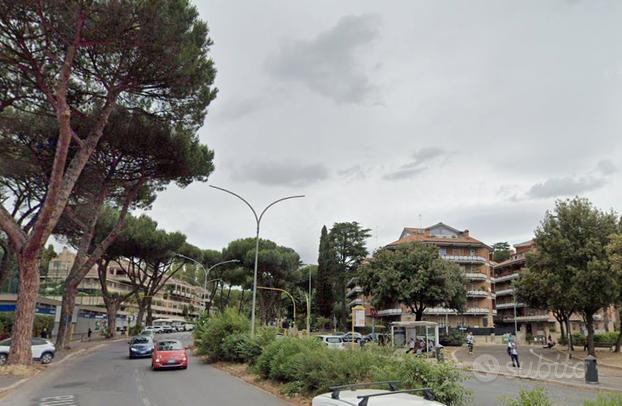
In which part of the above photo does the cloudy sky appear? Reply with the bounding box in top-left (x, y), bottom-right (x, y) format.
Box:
top-left (147, 0), bottom-right (622, 263)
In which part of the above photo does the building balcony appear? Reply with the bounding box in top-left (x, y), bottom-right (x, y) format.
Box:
top-left (491, 293), bottom-right (496, 299)
top-left (442, 255), bottom-right (489, 264)
top-left (346, 286), bottom-right (363, 298)
top-left (495, 302), bottom-right (525, 310)
top-left (495, 288), bottom-right (514, 297)
top-left (466, 290), bottom-right (488, 298)
top-left (424, 307), bottom-right (457, 315)
top-left (348, 298), bottom-right (363, 307)
top-left (465, 272), bottom-right (488, 281)
top-left (493, 273), bottom-right (519, 283)
top-left (464, 308), bottom-right (490, 315)
top-left (376, 308), bottom-right (402, 317)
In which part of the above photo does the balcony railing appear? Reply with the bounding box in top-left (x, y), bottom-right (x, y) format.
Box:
top-left (424, 307), bottom-right (457, 315)
top-left (464, 307), bottom-right (490, 315)
top-left (495, 288), bottom-right (514, 297)
top-left (376, 308), bottom-right (402, 317)
top-left (465, 272), bottom-right (488, 281)
top-left (346, 286), bottom-right (363, 298)
top-left (493, 274), bottom-right (519, 283)
top-left (348, 298), bottom-right (363, 307)
top-left (442, 255), bottom-right (489, 264)
top-left (495, 302), bottom-right (525, 310)
top-left (466, 290), bottom-right (488, 298)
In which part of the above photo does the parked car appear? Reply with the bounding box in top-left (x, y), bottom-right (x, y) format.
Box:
top-left (312, 383), bottom-right (445, 406)
top-left (0, 338), bottom-right (55, 365)
top-left (182, 323), bottom-right (194, 331)
top-left (160, 325), bottom-right (175, 334)
top-left (341, 332), bottom-right (363, 343)
top-left (144, 326), bottom-right (163, 334)
top-left (129, 336), bottom-right (154, 359)
top-left (139, 330), bottom-right (155, 338)
top-left (315, 335), bottom-right (345, 349)
top-left (151, 339), bottom-right (188, 370)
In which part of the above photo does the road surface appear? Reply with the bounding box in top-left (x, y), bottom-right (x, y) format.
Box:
top-left (1, 332), bottom-right (288, 406)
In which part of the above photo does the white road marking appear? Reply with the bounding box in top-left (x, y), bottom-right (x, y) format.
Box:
top-left (37, 394), bottom-right (78, 405)
top-left (134, 368), bottom-right (157, 406)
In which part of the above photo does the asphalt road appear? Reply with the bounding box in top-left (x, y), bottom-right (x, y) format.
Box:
top-left (1, 332), bottom-right (289, 406)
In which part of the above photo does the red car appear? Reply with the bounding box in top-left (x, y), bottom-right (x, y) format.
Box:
top-left (151, 339), bottom-right (189, 370)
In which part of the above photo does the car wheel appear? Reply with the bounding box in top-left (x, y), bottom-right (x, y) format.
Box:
top-left (40, 352), bottom-right (54, 364)
top-left (0, 354), bottom-right (7, 365)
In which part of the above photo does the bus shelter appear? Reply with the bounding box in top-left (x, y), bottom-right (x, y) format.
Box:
top-left (390, 321), bottom-right (439, 352)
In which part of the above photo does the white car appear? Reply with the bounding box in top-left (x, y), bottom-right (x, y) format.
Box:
top-left (0, 337), bottom-right (56, 365)
top-left (144, 326), bottom-right (163, 334)
top-left (312, 384), bottom-right (446, 406)
top-left (183, 323), bottom-right (194, 331)
top-left (315, 335), bottom-right (345, 349)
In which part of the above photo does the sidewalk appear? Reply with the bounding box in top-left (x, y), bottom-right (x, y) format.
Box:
top-left (0, 334), bottom-right (127, 396)
top-left (554, 348), bottom-right (622, 370)
top-left (452, 344), bottom-right (622, 393)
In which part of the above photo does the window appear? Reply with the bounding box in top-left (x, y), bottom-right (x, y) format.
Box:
top-left (157, 340), bottom-right (183, 351)
top-left (482, 318), bottom-right (488, 327)
top-left (470, 248), bottom-right (476, 256)
top-left (32, 338), bottom-right (47, 345)
top-left (439, 247), bottom-right (447, 256)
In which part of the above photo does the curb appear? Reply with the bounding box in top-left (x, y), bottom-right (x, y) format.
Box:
top-left (0, 337), bottom-right (122, 397)
top-left (552, 348), bottom-right (622, 372)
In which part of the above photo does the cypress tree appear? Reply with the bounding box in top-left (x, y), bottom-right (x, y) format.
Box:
top-left (315, 226), bottom-right (336, 317)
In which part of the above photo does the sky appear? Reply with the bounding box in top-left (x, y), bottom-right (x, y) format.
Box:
top-left (145, 0), bottom-right (622, 264)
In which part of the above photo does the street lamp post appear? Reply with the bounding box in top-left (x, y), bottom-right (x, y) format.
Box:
top-left (307, 267), bottom-right (312, 335)
top-left (210, 185), bottom-right (304, 337)
top-left (174, 253), bottom-right (239, 311)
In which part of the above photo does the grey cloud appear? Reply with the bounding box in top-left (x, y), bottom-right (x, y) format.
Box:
top-left (267, 14), bottom-right (381, 104)
top-left (338, 164), bottom-right (368, 181)
top-left (526, 176), bottom-right (607, 199)
top-left (596, 159), bottom-right (617, 175)
top-left (216, 98), bottom-right (258, 121)
top-left (231, 162), bottom-right (329, 187)
top-left (383, 147), bottom-right (447, 181)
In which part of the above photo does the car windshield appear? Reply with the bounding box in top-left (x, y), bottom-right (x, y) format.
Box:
top-left (0, 339), bottom-right (10, 346)
top-left (326, 337), bottom-right (342, 343)
top-left (157, 341), bottom-right (183, 351)
top-left (132, 337), bottom-right (151, 345)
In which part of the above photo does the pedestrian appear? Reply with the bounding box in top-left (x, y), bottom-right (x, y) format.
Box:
top-left (506, 334), bottom-right (513, 356)
top-left (87, 327), bottom-right (92, 340)
top-left (466, 332), bottom-right (474, 354)
top-left (40, 327), bottom-right (48, 339)
top-left (510, 342), bottom-right (520, 368)
top-left (406, 337), bottom-right (415, 354)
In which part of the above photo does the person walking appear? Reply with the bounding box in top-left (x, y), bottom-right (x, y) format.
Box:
top-left (506, 334), bottom-right (513, 356)
top-left (510, 341), bottom-right (520, 368)
top-left (406, 337), bottom-right (416, 354)
top-left (466, 332), bottom-right (474, 354)
top-left (87, 328), bottom-right (92, 341)
top-left (40, 327), bottom-right (48, 339)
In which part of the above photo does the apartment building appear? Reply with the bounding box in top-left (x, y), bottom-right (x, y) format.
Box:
top-left (494, 240), bottom-right (618, 339)
top-left (46, 248), bottom-right (207, 320)
top-left (356, 223), bottom-right (495, 329)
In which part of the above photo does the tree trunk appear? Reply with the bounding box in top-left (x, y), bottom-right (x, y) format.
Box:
top-left (414, 308), bottom-right (425, 321)
top-left (8, 255), bottom-right (39, 365)
top-left (557, 316), bottom-right (566, 341)
top-left (566, 317), bottom-right (574, 352)
top-left (105, 300), bottom-right (119, 338)
top-left (135, 300), bottom-right (146, 330)
top-left (238, 290), bottom-right (245, 315)
top-left (56, 282), bottom-right (78, 349)
top-left (339, 276), bottom-right (346, 329)
top-left (146, 297), bottom-right (153, 326)
top-left (585, 312), bottom-right (596, 356)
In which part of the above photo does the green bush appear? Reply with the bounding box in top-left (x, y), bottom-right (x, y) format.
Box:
top-left (193, 308), bottom-right (250, 361)
top-left (440, 330), bottom-right (466, 346)
top-left (253, 337), bottom-right (469, 405)
top-left (0, 312), bottom-right (53, 338)
top-left (503, 388), bottom-right (552, 406)
top-left (221, 333), bottom-right (262, 364)
top-left (584, 393), bottom-right (622, 406)
top-left (559, 332), bottom-right (617, 347)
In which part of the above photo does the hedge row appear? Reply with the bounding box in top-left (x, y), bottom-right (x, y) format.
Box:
top-left (559, 332), bottom-right (620, 347)
top-left (0, 312), bottom-right (54, 339)
top-left (505, 389), bottom-right (622, 406)
top-left (193, 309), bottom-right (470, 406)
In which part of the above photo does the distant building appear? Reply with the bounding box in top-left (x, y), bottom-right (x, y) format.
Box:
top-left (45, 248), bottom-right (207, 320)
top-left (494, 240), bottom-right (618, 340)
top-left (356, 223), bottom-right (495, 329)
